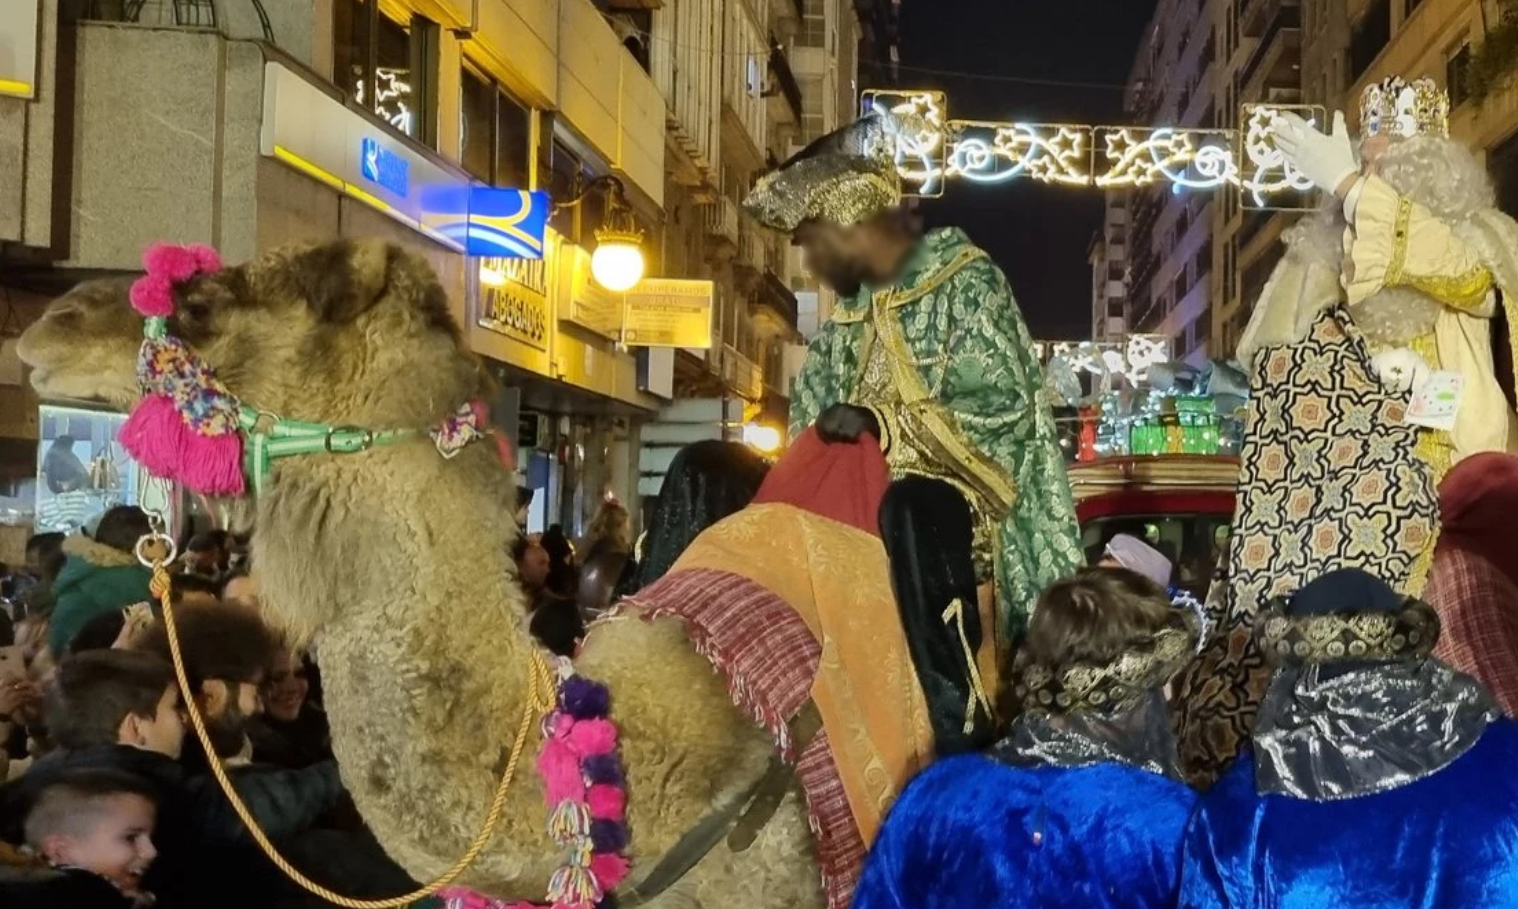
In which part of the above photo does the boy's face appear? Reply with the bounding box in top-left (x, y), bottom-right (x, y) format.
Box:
top-left (122, 685), bottom-right (186, 760)
top-left (44, 794), bottom-right (158, 892)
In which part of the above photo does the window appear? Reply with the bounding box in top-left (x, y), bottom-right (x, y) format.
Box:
top-left (547, 141), bottom-right (613, 246)
top-left (460, 63), bottom-right (533, 188)
top-left (1448, 42), bottom-right (1473, 108)
top-left (548, 141), bottom-right (581, 240)
top-left (1350, 0), bottom-right (1391, 81)
top-left (333, 0), bottom-right (439, 146)
top-left (460, 67), bottom-right (495, 182)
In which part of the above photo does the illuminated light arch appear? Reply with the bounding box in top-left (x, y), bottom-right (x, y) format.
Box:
top-left (861, 90), bottom-right (1321, 210)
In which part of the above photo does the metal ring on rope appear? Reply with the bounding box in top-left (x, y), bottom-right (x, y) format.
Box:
top-left (142, 540), bottom-right (554, 908)
top-left (134, 532), bottom-right (178, 569)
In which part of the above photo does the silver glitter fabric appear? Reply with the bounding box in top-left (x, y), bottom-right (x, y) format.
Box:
top-left (1253, 660), bottom-right (1498, 801)
top-left (992, 690), bottom-right (1183, 780)
top-left (742, 114), bottom-right (904, 231)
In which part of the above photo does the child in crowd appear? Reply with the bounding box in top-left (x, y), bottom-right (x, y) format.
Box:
top-left (0, 769), bottom-right (160, 908)
top-left (854, 568), bottom-right (1200, 909)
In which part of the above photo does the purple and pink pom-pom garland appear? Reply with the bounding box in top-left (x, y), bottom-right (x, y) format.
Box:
top-left (439, 661), bottom-right (632, 909)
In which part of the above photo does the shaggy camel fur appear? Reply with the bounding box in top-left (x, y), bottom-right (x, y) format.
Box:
top-left (17, 241), bottom-right (823, 908)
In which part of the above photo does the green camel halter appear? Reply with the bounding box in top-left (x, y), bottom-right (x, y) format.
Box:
top-left (237, 408), bottom-right (416, 496)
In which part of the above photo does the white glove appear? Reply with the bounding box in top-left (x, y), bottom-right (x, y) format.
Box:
top-left (1272, 111), bottom-right (1359, 196)
top-left (1370, 348), bottom-right (1433, 395)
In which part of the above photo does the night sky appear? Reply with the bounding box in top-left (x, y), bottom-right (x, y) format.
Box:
top-left (893, 0), bottom-right (1160, 340)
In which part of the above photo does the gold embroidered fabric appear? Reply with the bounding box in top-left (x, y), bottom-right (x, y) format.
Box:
top-left (852, 318), bottom-right (1001, 580)
top-left (1255, 599), bottom-right (1441, 666)
top-left (1013, 613), bottom-right (1200, 716)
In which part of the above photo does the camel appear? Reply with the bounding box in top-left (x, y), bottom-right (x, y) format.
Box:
top-left (16, 241), bottom-right (824, 909)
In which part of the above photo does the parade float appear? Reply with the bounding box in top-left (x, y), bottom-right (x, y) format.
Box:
top-left (1042, 337), bottom-right (1245, 598)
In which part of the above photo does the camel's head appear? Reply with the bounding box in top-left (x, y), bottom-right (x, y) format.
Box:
top-left (20, 240), bottom-right (488, 427)
top-left (18, 277), bottom-right (143, 411)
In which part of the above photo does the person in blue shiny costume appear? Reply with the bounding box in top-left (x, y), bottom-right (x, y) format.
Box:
top-left (1180, 567), bottom-right (1518, 909)
top-left (854, 567), bottom-right (1201, 909)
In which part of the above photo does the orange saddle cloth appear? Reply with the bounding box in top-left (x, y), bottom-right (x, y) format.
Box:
top-left (624, 429), bottom-right (996, 909)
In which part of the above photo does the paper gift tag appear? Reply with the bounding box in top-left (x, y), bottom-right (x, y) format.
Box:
top-left (1405, 371), bottom-right (1464, 432)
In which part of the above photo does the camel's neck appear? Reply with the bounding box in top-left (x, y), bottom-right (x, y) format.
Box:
top-left (253, 439), bottom-right (530, 672)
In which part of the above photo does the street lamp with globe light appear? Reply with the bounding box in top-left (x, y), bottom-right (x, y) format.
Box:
top-left (555, 175), bottom-right (646, 292)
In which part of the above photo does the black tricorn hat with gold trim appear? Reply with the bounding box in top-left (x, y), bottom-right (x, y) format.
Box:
top-left (742, 113), bottom-right (906, 232)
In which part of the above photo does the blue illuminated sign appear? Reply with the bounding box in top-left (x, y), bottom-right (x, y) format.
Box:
top-left (429, 188), bottom-right (551, 259)
top-left (360, 137), bottom-right (410, 198)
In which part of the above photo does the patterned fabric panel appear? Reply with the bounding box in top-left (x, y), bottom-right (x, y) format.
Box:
top-left (1172, 307), bottom-right (1440, 787)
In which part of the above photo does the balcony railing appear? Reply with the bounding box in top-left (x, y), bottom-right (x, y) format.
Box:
top-left (737, 220), bottom-right (766, 273)
top-left (1239, 3), bottom-right (1302, 93)
top-left (704, 197), bottom-right (740, 248)
top-left (768, 40), bottom-right (804, 124)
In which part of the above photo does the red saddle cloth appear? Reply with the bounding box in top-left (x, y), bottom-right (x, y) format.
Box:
top-left (1428, 453), bottom-right (1518, 716)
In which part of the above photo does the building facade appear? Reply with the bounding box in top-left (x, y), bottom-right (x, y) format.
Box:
top-left (1304, 0), bottom-right (1518, 208)
top-left (1096, 0), bottom-right (1221, 365)
top-left (1092, 0), bottom-right (1304, 366)
top-left (0, 0), bottom-right (877, 537)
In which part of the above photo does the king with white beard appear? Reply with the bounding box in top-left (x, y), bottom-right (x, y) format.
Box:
top-left (1245, 76), bottom-right (1518, 483)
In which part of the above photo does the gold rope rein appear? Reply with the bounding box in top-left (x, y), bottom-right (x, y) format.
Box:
top-left (144, 542), bottom-right (553, 908)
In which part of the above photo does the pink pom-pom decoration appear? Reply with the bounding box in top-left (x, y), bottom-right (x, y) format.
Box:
top-left (536, 738), bottom-right (585, 805)
top-left (588, 853), bottom-right (631, 889)
top-left (129, 274), bottom-right (176, 318)
top-left (585, 784), bottom-right (626, 822)
top-left (565, 719), bottom-right (617, 757)
top-left (143, 245), bottom-right (202, 284)
top-left (187, 243), bottom-right (222, 273)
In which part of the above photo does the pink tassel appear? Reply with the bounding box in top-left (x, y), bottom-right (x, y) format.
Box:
top-left (589, 852), bottom-right (631, 889)
top-left (565, 719), bottom-right (617, 757)
top-left (433, 887), bottom-right (537, 909)
top-left (177, 430), bottom-right (246, 496)
top-left (550, 716), bottom-right (577, 740)
top-left (121, 394), bottom-right (197, 477)
top-left (537, 738), bottom-right (584, 804)
top-left (585, 784), bottom-right (625, 822)
top-left (120, 395), bottom-right (245, 497)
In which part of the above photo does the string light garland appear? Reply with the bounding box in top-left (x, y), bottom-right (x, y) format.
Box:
top-left (862, 89), bottom-right (1325, 209)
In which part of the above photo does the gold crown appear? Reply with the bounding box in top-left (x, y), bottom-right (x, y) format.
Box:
top-left (1359, 77), bottom-right (1449, 139)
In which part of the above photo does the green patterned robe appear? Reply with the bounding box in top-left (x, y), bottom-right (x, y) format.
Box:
top-left (790, 227), bottom-right (1084, 640)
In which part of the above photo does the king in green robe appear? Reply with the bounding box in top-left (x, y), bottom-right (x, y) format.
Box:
top-left (745, 113), bottom-right (1084, 751)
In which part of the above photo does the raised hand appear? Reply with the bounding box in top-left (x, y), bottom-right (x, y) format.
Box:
top-left (1272, 110), bottom-right (1359, 197)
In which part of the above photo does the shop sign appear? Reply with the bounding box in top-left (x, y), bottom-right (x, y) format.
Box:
top-left (434, 188), bottom-right (550, 259)
top-left (565, 245), bottom-right (623, 339)
top-left (0, 0), bottom-right (39, 99)
top-left (623, 279), bottom-right (715, 349)
top-left (259, 62), bottom-right (469, 250)
top-left (360, 138), bottom-right (411, 197)
top-left (478, 256), bottom-right (550, 351)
